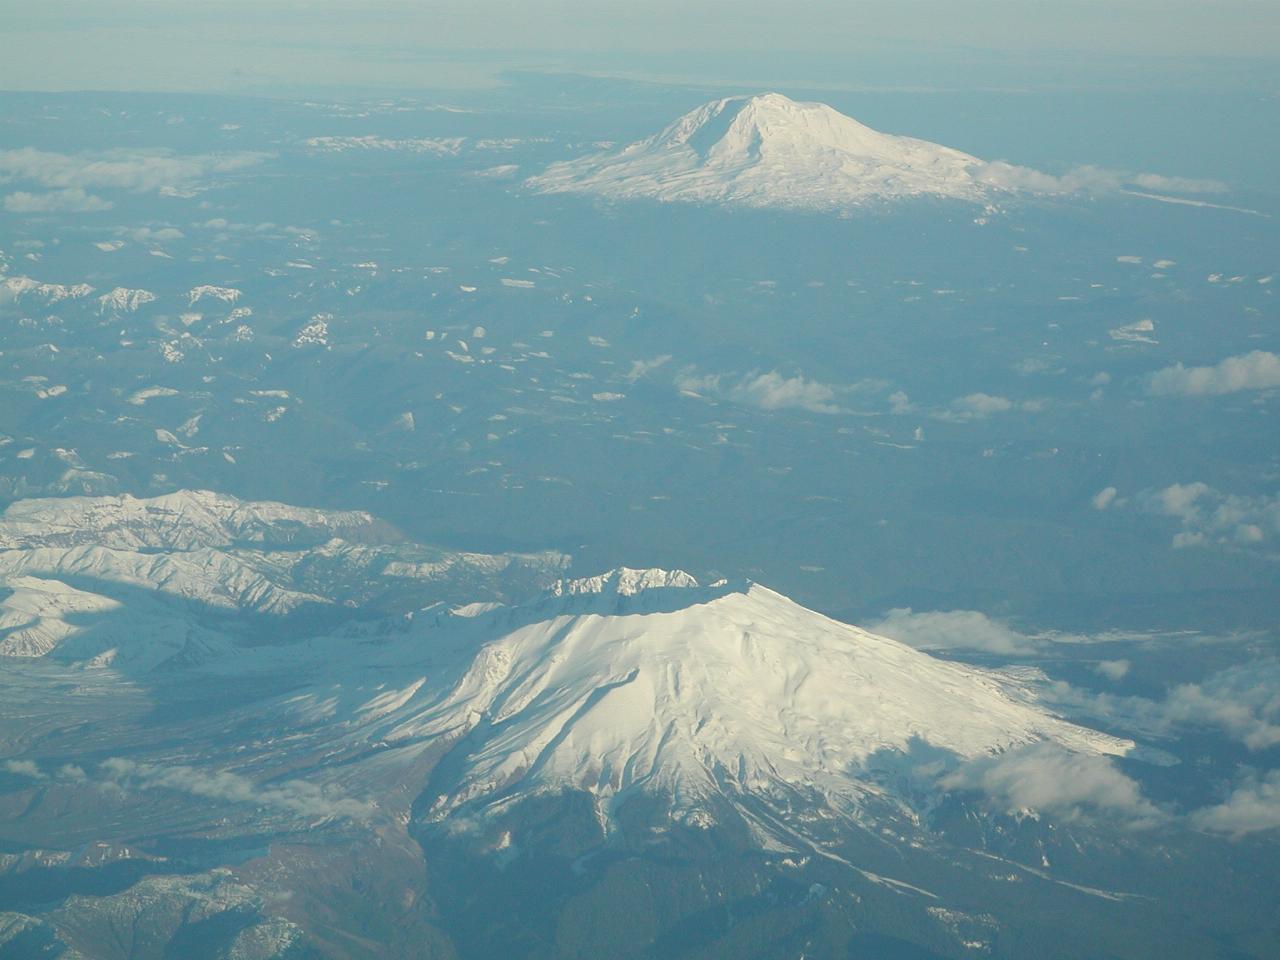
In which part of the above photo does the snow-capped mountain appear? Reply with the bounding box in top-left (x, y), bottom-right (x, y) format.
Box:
top-left (529, 93), bottom-right (1005, 211)
top-left (303, 567), bottom-right (1133, 847)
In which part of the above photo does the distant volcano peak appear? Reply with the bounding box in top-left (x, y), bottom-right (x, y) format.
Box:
top-left (529, 92), bottom-right (1001, 212)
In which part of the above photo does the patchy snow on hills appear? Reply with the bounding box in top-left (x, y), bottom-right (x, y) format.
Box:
top-left (187, 284), bottom-right (242, 306)
top-left (529, 93), bottom-right (1007, 212)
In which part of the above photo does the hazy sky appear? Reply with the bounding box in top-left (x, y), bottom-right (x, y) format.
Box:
top-left (2, 0), bottom-right (1278, 94)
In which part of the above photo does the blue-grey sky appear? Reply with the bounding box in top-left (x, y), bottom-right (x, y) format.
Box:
top-left (2, 1), bottom-right (1278, 94)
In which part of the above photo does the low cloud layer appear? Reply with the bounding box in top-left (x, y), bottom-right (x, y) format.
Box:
top-left (1163, 661), bottom-right (1280, 751)
top-left (1192, 770), bottom-right (1280, 837)
top-left (1, 759), bottom-right (45, 779)
top-left (0, 147), bottom-right (268, 212)
top-left (100, 758), bottom-right (372, 820)
top-left (869, 608), bottom-right (1040, 655)
top-left (624, 355), bottom-right (672, 383)
top-left (1147, 351), bottom-right (1280, 397)
top-left (3, 187), bottom-right (114, 213)
top-left (1046, 659), bottom-right (1280, 752)
top-left (974, 161), bottom-right (1227, 197)
top-left (940, 744), bottom-right (1164, 826)
top-left (676, 369), bottom-right (843, 414)
top-left (1140, 482), bottom-right (1279, 549)
top-left (935, 392), bottom-right (1042, 421)
top-left (1092, 486), bottom-right (1120, 510)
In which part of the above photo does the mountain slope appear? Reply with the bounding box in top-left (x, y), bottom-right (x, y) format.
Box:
top-left (528, 93), bottom-right (1003, 211)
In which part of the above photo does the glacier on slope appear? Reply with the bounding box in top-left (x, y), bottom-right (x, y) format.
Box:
top-left (529, 92), bottom-right (1013, 212)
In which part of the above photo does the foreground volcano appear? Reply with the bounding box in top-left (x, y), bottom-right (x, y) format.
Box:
top-left (374, 568), bottom-right (1134, 846)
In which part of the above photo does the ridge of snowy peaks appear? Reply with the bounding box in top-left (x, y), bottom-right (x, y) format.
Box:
top-left (0, 490), bottom-right (379, 552)
top-left (390, 570), bottom-right (1132, 837)
top-left (0, 275), bottom-right (95, 304)
top-left (529, 93), bottom-right (1002, 211)
top-left (548, 566), bottom-right (701, 597)
top-left (97, 287), bottom-right (158, 315)
top-left (0, 491), bottom-right (569, 667)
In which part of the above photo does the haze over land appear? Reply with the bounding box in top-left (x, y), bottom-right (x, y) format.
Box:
top-left (0, 11), bottom-right (1277, 958)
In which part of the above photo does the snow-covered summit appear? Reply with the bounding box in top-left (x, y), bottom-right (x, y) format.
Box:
top-left (528, 92), bottom-right (1001, 212)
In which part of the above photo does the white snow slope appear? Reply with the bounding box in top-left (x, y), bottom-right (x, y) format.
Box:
top-left (529, 93), bottom-right (1005, 212)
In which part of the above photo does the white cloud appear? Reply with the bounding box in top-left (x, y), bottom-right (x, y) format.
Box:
top-left (1094, 659), bottom-right (1131, 682)
top-left (195, 218), bottom-right (312, 238)
top-left (869, 608), bottom-right (1039, 655)
top-left (624, 355), bottom-right (671, 383)
top-left (3, 187), bottom-right (114, 213)
top-left (955, 392), bottom-right (1012, 415)
top-left (1109, 318), bottom-right (1156, 343)
top-left (121, 226), bottom-right (185, 243)
top-left (1162, 661), bottom-right (1280, 751)
top-left (1192, 770), bottom-right (1280, 837)
top-left (1138, 482), bottom-right (1280, 549)
top-left (676, 369), bottom-right (842, 414)
top-left (1147, 351), bottom-right (1280, 396)
top-left (99, 757), bottom-right (372, 820)
top-left (1, 759), bottom-right (45, 779)
top-left (936, 392), bottom-right (1042, 421)
top-left (974, 162), bottom-right (1226, 197)
top-left (1045, 659), bottom-right (1280, 751)
top-left (0, 147), bottom-right (268, 196)
top-left (732, 371), bottom-right (839, 413)
top-left (974, 162), bottom-right (1115, 194)
top-left (940, 745), bottom-right (1164, 826)
top-left (1149, 482), bottom-right (1211, 523)
top-left (1129, 173), bottom-right (1228, 195)
top-left (1092, 486), bottom-right (1119, 510)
